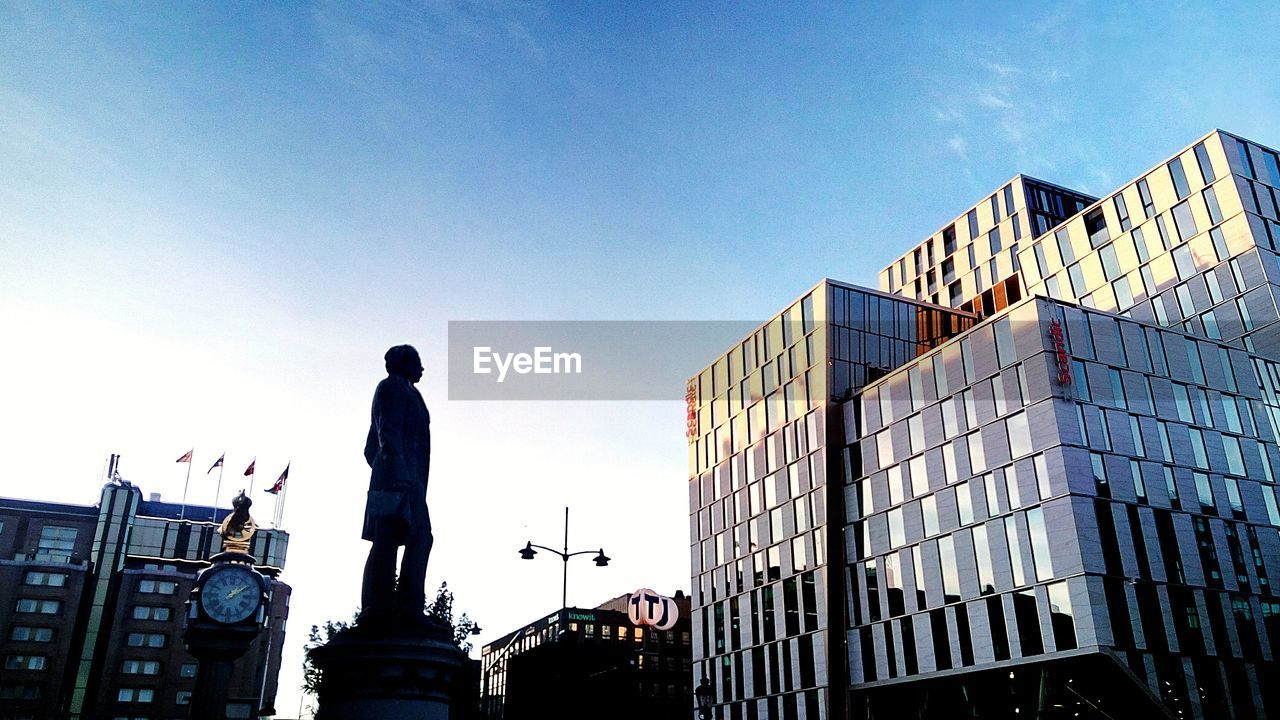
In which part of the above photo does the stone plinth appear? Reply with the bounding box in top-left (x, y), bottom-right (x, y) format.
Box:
top-left (309, 622), bottom-right (467, 720)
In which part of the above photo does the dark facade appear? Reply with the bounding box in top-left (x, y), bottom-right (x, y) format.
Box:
top-left (0, 477), bottom-right (290, 720)
top-left (479, 592), bottom-right (692, 720)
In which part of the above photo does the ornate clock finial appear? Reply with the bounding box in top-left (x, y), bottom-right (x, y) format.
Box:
top-left (219, 490), bottom-right (258, 555)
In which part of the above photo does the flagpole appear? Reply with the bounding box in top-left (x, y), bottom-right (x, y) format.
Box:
top-left (179, 452), bottom-right (194, 522)
top-left (212, 462), bottom-right (225, 521)
top-left (276, 471), bottom-right (288, 528)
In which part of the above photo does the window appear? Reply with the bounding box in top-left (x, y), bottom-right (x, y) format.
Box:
top-left (1085, 208), bottom-right (1110, 247)
top-left (1203, 186), bottom-right (1223, 225)
top-left (968, 433), bottom-right (986, 474)
top-left (1168, 157), bottom-right (1191, 199)
top-left (1193, 142), bottom-right (1216, 183)
top-left (1046, 582), bottom-right (1078, 651)
top-left (36, 525), bottom-right (77, 561)
top-left (1005, 516), bottom-right (1026, 586)
top-left (994, 318), bottom-right (1016, 367)
top-left (1172, 202), bottom-right (1198, 241)
top-left (117, 688), bottom-right (155, 703)
top-left (9, 626), bottom-right (53, 642)
top-left (1137, 178), bottom-right (1155, 218)
top-left (1007, 412), bottom-right (1032, 459)
top-left (989, 227), bottom-right (1002, 255)
top-left (126, 633), bottom-right (166, 648)
top-left (22, 571), bottom-right (67, 587)
top-left (1113, 193), bottom-right (1132, 231)
top-left (138, 579), bottom-right (178, 595)
top-left (1100, 244), bottom-right (1120, 280)
top-left (1003, 185), bottom-right (1015, 217)
top-left (14, 599), bottom-right (59, 614)
top-left (121, 660), bottom-right (161, 675)
top-left (938, 535), bottom-right (960, 603)
top-left (4, 655), bottom-right (47, 670)
top-left (1055, 227), bottom-right (1075, 264)
top-left (967, 209), bottom-right (979, 240)
top-left (1194, 472), bottom-right (1215, 512)
top-left (176, 691), bottom-right (193, 705)
top-left (973, 524), bottom-right (995, 594)
top-left (1027, 508), bottom-right (1053, 581)
top-left (132, 606), bottom-right (171, 622)
top-left (943, 224), bottom-right (957, 256)
top-left (921, 495), bottom-right (939, 536)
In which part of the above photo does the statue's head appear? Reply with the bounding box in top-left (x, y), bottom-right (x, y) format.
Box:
top-left (385, 345), bottom-right (424, 384)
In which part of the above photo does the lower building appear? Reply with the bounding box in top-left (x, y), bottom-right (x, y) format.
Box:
top-left (480, 591), bottom-right (692, 720)
top-left (0, 464), bottom-right (290, 720)
top-left (844, 295), bottom-right (1280, 718)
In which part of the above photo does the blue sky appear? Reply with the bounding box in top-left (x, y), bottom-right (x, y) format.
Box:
top-left (3, 1), bottom-right (1280, 714)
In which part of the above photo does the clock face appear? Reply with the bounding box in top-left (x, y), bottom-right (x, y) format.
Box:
top-left (199, 566), bottom-right (260, 624)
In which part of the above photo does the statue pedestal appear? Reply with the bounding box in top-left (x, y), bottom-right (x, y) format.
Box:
top-left (309, 622), bottom-right (467, 720)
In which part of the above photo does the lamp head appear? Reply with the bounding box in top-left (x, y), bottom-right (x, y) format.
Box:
top-left (519, 542), bottom-right (537, 560)
top-left (593, 549), bottom-right (610, 567)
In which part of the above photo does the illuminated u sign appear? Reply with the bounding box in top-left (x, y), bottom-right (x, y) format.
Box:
top-left (628, 588), bottom-right (679, 631)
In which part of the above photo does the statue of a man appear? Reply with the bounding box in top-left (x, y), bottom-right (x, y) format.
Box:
top-left (361, 345), bottom-right (432, 625)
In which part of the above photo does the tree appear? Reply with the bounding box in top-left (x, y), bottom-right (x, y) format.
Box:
top-left (426, 581), bottom-right (480, 653)
top-left (301, 582), bottom-right (479, 698)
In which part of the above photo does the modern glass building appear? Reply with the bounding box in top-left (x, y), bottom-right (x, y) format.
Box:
top-left (845, 295), bottom-right (1280, 718)
top-left (686, 280), bottom-right (973, 720)
top-left (689, 129), bottom-right (1280, 719)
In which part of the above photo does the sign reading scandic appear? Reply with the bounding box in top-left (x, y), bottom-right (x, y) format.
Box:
top-left (1048, 318), bottom-right (1072, 386)
top-left (628, 588), bottom-right (679, 631)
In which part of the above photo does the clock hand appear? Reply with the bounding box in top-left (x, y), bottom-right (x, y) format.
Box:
top-left (226, 585), bottom-right (247, 600)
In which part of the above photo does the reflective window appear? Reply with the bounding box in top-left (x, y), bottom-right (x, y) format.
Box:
top-left (1137, 178), bottom-right (1155, 218)
top-left (1168, 157), bottom-right (1191, 199)
top-left (1027, 507), bottom-right (1054, 581)
top-left (1193, 142), bottom-right (1216, 183)
top-left (1046, 582), bottom-right (1078, 651)
top-left (1007, 412), bottom-right (1032, 459)
top-left (1172, 202), bottom-right (1198, 241)
top-left (1004, 516), bottom-right (1026, 586)
top-left (938, 535), bottom-right (960, 602)
top-left (921, 496), bottom-right (939, 536)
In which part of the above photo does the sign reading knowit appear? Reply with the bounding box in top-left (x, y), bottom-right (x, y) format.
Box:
top-left (628, 588), bottom-right (679, 631)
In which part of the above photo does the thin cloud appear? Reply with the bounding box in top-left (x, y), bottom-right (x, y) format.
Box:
top-left (947, 135), bottom-right (969, 160)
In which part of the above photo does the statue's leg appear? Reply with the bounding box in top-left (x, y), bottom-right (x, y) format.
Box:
top-left (397, 526), bottom-right (433, 615)
top-left (361, 521), bottom-right (398, 618)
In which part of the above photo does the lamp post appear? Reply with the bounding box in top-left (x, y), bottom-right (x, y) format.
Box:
top-left (695, 676), bottom-right (714, 720)
top-left (518, 507), bottom-right (610, 617)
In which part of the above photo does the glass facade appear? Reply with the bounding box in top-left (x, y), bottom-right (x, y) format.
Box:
top-left (1015, 131), bottom-right (1280, 361)
top-left (845, 296), bottom-right (1280, 718)
top-left (879, 177), bottom-right (1096, 318)
top-left (687, 281), bottom-right (973, 720)
top-left (691, 128), bottom-right (1280, 720)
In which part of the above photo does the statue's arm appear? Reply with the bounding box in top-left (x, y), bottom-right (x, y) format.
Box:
top-left (373, 380), bottom-right (412, 488)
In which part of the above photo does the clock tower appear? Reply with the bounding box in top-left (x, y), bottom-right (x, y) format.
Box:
top-left (183, 491), bottom-right (270, 720)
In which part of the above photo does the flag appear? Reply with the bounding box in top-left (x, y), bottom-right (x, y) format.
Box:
top-left (243, 459), bottom-right (256, 477)
top-left (176, 449), bottom-right (193, 463)
top-left (266, 464), bottom-right (289, 495)
top-left (207, 454), bottom-right (224, 474)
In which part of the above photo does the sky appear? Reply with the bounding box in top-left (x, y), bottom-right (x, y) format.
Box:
top-left (3, 1), bottom-right (1280, 716)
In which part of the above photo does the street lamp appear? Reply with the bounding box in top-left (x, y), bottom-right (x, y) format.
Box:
top-left (695, 676), bottom-right (714, 720)
top-left (518, 507), bottom-right (610, 616)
